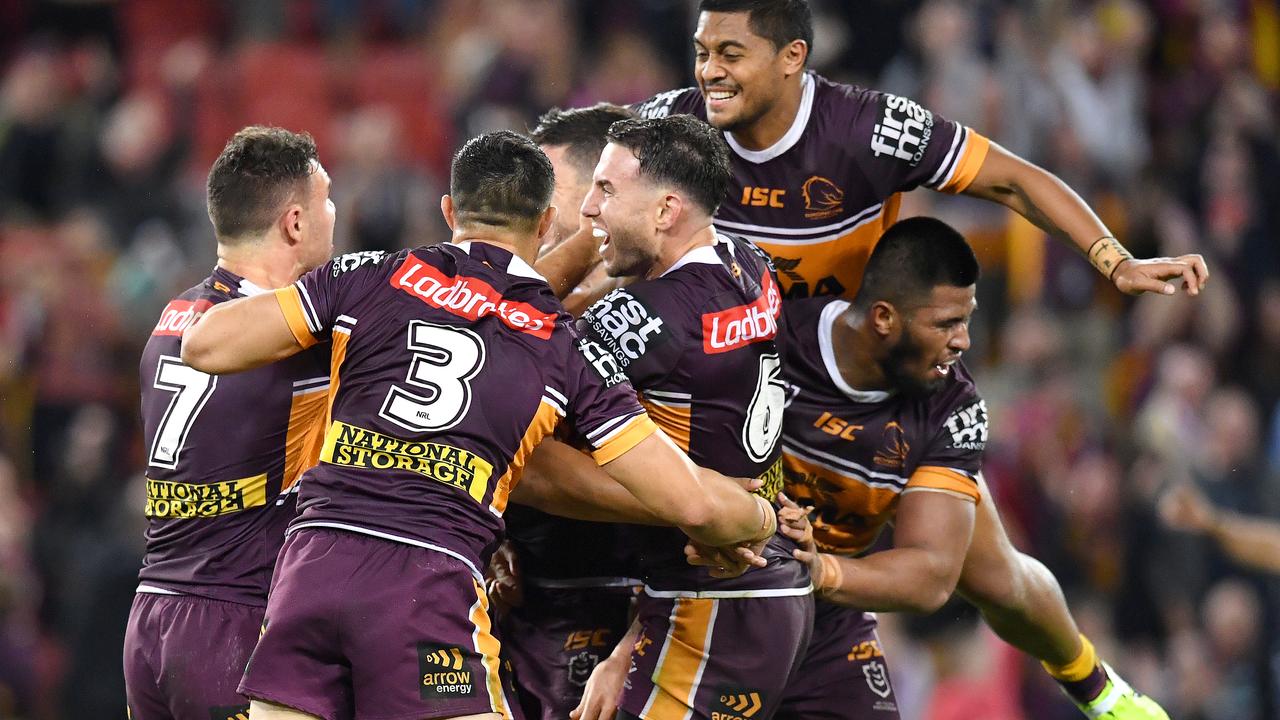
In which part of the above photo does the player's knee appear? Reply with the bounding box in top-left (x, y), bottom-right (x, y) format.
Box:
top-left (959, 541), bottom-right (1028, 609)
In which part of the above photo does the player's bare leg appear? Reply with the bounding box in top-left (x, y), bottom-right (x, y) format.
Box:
top-left (957, 475), bottom-right (1167, 718)
top-left (249, 700), bottom-right (322, 720)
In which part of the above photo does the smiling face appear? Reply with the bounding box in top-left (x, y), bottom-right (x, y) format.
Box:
top-left (579, 143), bottom-right (663, 278)
top-left (880, 284), bottom-right (976, 397)
top-left (694, 11), bottom-right (795, 133)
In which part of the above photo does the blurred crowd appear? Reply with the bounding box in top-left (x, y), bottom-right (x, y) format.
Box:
top-left (0, 0), bottom-right (1277, 718)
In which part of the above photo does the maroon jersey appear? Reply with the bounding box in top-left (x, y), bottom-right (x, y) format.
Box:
top-left (273, 243), bottom-right (656, 579)
top-left (636, 72), bottom-right (991, 299)
top-left (779, 298), bottom-right (987, 556)
top-left (138, 267), bottom-right (330, 605)
top-left (578, 234), bottom-right (808, 594)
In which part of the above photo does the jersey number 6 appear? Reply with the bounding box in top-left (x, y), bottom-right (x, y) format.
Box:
top-left (743, 353), bottom-right (786, 462)
top-left (379, 321), bottom-right (485, 433)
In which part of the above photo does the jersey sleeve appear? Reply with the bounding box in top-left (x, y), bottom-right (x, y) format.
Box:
top-left (577, 286), bottom-right (684, 389)
top-left (906, 395), bottom-right (988, 503)
top-left (562, 328), bottom-right (657, 465)
top-left (274, 250), bottom-right (389, 348)
top-left (848, 88), bottom-right (991, 198)
top-left (632, 87), bottom-right (703, 120)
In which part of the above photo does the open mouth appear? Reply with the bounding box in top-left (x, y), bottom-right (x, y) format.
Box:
top-left (705, 88), bottom-right (739, 108)
top-left (933, 359), bottom-right (957, 377)
top-left (593, 226), bottom-right (610, 253)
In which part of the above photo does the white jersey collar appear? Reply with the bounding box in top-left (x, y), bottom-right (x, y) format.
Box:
top-left (658, 233), bottom-right (735, 277)
top-left (724, 72), bottom-right (815, 164)
top-left (818, 299), bottom-right (895, 403)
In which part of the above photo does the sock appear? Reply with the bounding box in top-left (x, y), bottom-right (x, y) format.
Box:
top-left (1042, 634), bottom-right (1109, 704)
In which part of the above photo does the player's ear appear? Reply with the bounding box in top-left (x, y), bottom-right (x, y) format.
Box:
top-left (536, 205), bottom-right (557, 243)
top-left (440, 195), bottom-right (456, 231)
top-left (281, 202), bottom-right (304, 246)
top-left (870, 300), bottom-right (898, 339)
top-left (781, 40), bottom-right (807, 77)
top-left (655, 193), bottom-right (682, 231)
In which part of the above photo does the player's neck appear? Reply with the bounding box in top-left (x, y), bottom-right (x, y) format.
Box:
top-left (729, 75), bottom-right (805, 151)
top-left (450, 228), bottom-right (538, 267)
top-left (216, 239), bottom-right (302, 290)
top-left (648, 223), bottom-right (717, 279)
top-left (832, 312), bottom-right (891, 391)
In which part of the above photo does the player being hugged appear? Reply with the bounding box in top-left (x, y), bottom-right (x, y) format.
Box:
top-left (511, 115), bottom-right (812, 720)
top-left (125, 126), bottom-right (335, 720)
top-left (181, 131), bottom-right (777, 720)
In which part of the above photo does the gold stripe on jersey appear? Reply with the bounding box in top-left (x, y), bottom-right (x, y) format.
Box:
top-left (283, 388), bottom-right (329, 492)
top-left (320, 421), bottom-right (495, 503)
top-left (782, 453), bottom-right (899, 556)
top-left (328, 329), bottom-right (350, 420)
top-left (755, 194), bottom-right (900, 299)
top-left (144, 474), bottom-right (268, 519)
top-left (591, 414), bottom-right (658, 465)
top-left (469, 578), bottom-right (513, 719)
top-left (904, 466), bottom-right (980, 502)
top-left (938, 132), bottom-right (991, 194)
top-left (638, 397), bottom-right (692, 452)
top-left (274, 287), bottom-right (319, 348)
top-left (645, 598), bottom-right (716, 719)
top-left (492, 400), bottom-right (561, 515)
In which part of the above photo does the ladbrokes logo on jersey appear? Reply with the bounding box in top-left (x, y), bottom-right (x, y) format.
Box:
top-left (145, 474), bottom-right (268, 518)
top-left (152, 299), bottom-right (213, 337)
top-left (869, 93), bottom-right (934, 166)
top-left (418, 644), bottom-right (477, 699)
top-left (392, 255), bottom-right (556, 339)
top-left (702, 271), bottom-right (781, 354)
top-left (583, 289), bottom-right (665, 367)
top-left (321, 421), bottom-right (494, 503)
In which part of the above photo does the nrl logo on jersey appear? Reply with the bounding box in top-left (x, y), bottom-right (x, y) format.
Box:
top-left (944, 399), bottom-right (988, 450)
top-left (869, 93), bottom-right (934, 167)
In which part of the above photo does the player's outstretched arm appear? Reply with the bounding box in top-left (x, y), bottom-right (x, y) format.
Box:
top-left (602, 431), bottom-right (777, 550)
top-left (513, 438), bottom-right (668, 524)
top-left (963, 142), bottom-right (1209, 296)
top-left (779, 491), bottom-right (975, 613)
top-left (181, 294), bottom-right (305, 374)
top-left (535, 215), bottom-right (604, 298)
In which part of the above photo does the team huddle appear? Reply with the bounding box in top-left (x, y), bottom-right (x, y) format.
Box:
top-left (123, 2), bottom-right (1210, 720)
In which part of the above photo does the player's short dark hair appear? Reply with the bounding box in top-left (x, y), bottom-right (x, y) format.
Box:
top-left (529, 103), bottom-right (637, 177)
top-left (853, 217), bottom-right (980, 311)
top-left (206, 126), bottom-right (318, 242)
top-left (605, 115), bottom-right (731, 216)
top-left (450, 130), bottom-right (555, 229)
top-left (697, 0), bottom-right (814, 57)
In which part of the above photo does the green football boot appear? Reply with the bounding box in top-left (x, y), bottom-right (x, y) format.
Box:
top-left (1071, 663), bottom-right (1169, 720)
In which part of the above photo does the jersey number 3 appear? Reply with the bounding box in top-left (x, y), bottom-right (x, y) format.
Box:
top-left (743, 353), bottom-right (785, 462)
top-left (380, 321), bottom-right (485, 432)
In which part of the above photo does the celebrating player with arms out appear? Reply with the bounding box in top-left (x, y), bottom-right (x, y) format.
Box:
top-left (763, 218), bottom-right (1162, 719)
top-left (125, 126), bottom-right (334, 720)
top-left (182, 131), bottom-right (777, 720)
top-left (633, 1), bottom-right (1204, 717)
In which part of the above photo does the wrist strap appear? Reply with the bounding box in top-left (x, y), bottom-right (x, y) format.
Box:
top-left (817, 553), bottom-right (843, 595)
top-left (1086, 236), bottom-right (1134, 280)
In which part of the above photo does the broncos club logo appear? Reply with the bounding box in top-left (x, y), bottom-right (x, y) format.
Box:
top-left (802, 176), bottom-right (845, 220)
top-left (873, 421), bottom-right (910, 470)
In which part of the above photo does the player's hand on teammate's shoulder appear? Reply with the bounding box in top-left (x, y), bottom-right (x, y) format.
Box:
top-left (1112, 253), bottom-right (1210, 296)
top-left (777, 493), bottom-right (824, 586)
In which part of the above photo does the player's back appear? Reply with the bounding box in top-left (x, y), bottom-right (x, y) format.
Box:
top-left (579, 233), bottom-right (807, 594)
top-left (779, 297), bottom-right (987, 556)
top-left (636, 73), bottom-right (990, 299)
top-left (275, 243), bottom-right (652, 577)
top-left (138, 267), bottom-right (330, 603)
